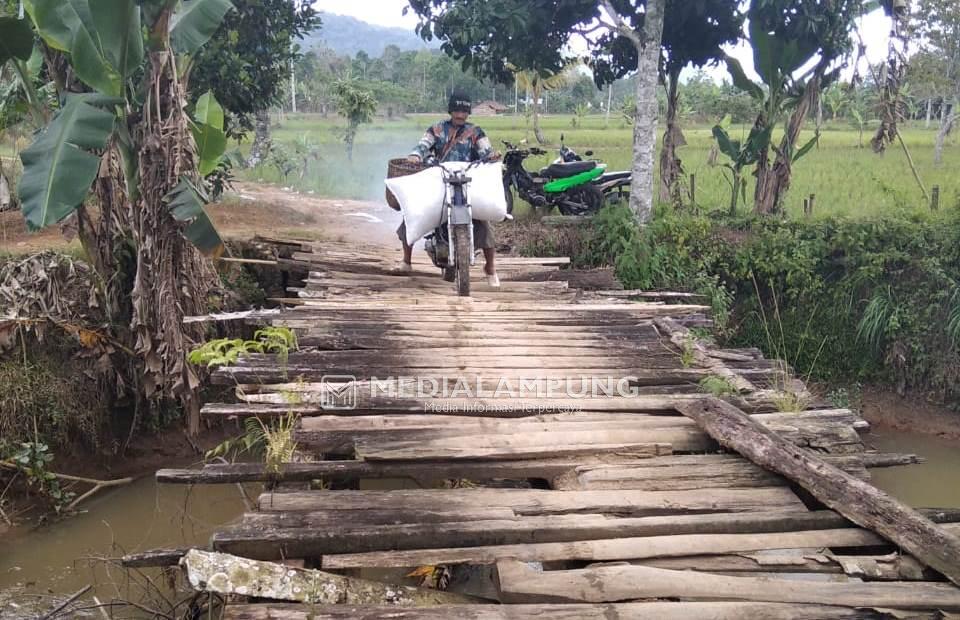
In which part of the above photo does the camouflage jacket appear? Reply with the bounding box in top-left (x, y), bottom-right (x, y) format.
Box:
top-left (410, 120), bottom-right (494, 163)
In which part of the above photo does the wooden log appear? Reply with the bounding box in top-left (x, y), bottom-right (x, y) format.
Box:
top-left (494, 560), bottom-right (960, 609)
top-left (258, 487), bottom-right (807, 517)
top-left (654, 317), bottom-right (756, 393)
top-left (180, 549), bottom-right (480, 605)
top-left (222, 602), bottom-right (931, 620)
top-left (677, 397), bottom-right (960, 586)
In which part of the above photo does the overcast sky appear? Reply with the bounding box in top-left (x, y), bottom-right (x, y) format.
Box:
top-left (310, 0), bottom-right (892, 82)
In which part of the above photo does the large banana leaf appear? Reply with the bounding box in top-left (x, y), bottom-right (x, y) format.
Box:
top-left (89, 0), bottom-right (143, 79)
top-left (28, 0), bottom-right (120, 95)
top-left (170, 0), bottom-right (234, 56)
top-left (724, 56), bottom-right (764, 101)
top-left (0, 16), bottom-right (35, 66)
top-left (191, 90), bottom-right (227, 176)
top-left (164, 178), bottom-right (224, 257)
top-left (19, 94), bottom-right (118, 230)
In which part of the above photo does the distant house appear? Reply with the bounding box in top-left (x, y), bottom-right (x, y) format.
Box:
top-left (472, 100), bottom-right (509, 116)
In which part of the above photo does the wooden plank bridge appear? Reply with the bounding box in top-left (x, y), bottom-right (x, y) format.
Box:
top-left (155, 238), bottom-right (960, 618)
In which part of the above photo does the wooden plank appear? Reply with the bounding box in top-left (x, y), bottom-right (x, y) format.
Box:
top-left (259, 487), bottom-right (807, 517)
top-left (354, 437), bottom-right (674, 461)
top-left (223, 602), bottom-right (928, 620)
top-left (320, 527), bottom-right (899, 569)
top-left (494, 560), bottom-right (960, 609)
top-left (677, 397), bottom-right (960, 586)
top-left (635, 552), bottom-right (931, 580)
top-left (214, 508), bottom-right (907, 559)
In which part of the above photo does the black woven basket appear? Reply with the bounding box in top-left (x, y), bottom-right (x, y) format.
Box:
top-left (385, 157), bottom-right (427, 211)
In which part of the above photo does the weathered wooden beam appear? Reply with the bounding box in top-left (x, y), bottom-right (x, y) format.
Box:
top-left (121, 548), bottom-right (189, 568)
top-left (180, 549), bottom-right (481, 605)
top-left (259, 486), bottom-right (807, 517)
top-left (494, 560), bottom-right (960, 609)
top-left (634, 552), bottom-right (931, 580)
top-left (321, 526), bottom-right (917, 569)
top-left (677, 397), bottom-right (960, 586)
top-left (216, 510), bottom-right (860, 559)
top-left (222, 602), bottom-right (934, 620)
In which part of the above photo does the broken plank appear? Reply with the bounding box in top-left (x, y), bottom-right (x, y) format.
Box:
top-left (677, 397), bottom-right (960, 586)
top-left (180, 549), bottom-right (479, 605)
top-left (494, 559), bottom-right (960, 609)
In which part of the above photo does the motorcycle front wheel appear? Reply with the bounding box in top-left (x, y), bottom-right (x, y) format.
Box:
top-left (453, 224), bottom-right (471, 297)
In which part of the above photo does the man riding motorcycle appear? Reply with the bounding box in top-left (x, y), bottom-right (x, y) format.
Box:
top-left (397, 91), bottom-right (501, 287)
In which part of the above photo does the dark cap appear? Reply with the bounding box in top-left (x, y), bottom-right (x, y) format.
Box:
top-left (448, 91), bottom-right (471, 114)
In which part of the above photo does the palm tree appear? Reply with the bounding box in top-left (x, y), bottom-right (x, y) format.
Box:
top-left (510, 65), bottom-right (572, 144)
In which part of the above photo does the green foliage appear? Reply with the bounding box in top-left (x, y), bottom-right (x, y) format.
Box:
top-left (205, 412), bottom-right (298, 473)
top-left (19, 94), bottom-right (117, 230)
top-left (188, 326), bottom-right (298, 368)
top-left (14, 0), bottom-right (232, 253)
top-left (699, 375), bottom-right (737, 397)
top-left (190, 0), bottom-right (318, 135)
top-left (578, 204), bottom-right (960, 404)
top-left (332, 76), bottom-right (377, 160)
top-left (5, 441), bottom-right (75, 513)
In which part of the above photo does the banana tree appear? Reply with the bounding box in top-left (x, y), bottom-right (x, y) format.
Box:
top-left (711, 115), bottom-right (771, 214)
top-left (15, 0), bottom-right (235, 434)
top-left (727, 0), bottom-right (863, 214)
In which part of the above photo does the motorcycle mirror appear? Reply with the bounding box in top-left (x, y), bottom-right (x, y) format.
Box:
top-left (585, 150), bottom-right (594, 156)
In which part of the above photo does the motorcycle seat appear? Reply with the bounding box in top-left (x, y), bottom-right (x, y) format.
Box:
top-left (539, 160), bottom-right (597, 178)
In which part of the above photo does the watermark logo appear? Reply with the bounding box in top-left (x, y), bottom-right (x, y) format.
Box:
top-left (320, 375), bottom-right (357, 410)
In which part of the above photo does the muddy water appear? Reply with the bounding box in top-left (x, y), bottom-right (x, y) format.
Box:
top-left (0, 475), bottom-right (253, 606)
top-left (867, 429), bottom-right (960, 507)
top-left (1, 429), bottom-right (958, 610)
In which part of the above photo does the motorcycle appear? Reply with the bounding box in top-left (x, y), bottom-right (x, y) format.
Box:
top-left (501, 140), bottom-right (607, 216)
top-left (556, 134), bottom-right (632, 208)
top-left (422, 162), bottom-right (480, 296)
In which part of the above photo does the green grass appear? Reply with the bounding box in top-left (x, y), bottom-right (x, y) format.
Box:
top-left (236, 112), bottom-right (959, 220)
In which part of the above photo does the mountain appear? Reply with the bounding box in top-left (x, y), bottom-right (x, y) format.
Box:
top-left (300, 12), bottom-right (439, 58)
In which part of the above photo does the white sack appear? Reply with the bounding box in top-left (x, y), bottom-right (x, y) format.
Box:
top-left (385, 162), bottom-right (508, 246)
top-left (385, 167), bottom-right (445, 246)
top-left (440, 162), bottom-right (508, 223)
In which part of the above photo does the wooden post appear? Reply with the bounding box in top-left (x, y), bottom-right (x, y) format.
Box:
top-left (689, 174), bottom-right (696, 207)
top-left (677, 397), bottom-right (960, 587)
top-left (808, 193), bottom-right (816, 216)
top-left (931, 185), bottom-right (940, 211)
top-left (802, 198), bottom-right (810, 217)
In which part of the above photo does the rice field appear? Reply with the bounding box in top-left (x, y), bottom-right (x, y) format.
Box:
top-left (237, 112), bottom-right (958, 220)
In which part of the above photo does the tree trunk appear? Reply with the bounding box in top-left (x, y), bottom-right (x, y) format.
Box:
top-left (926, 98), bottom-right (933, 128)
top-left (678, 397), bottom-right (960, 587)
top-left (658, 68), bottom-right (685, 204)
top-left (247, 109), bottom-right (271, 167)
top-left (755, 74), bottom-right (821, 214)
top-left (934, 98), bottom-right (956, 166)
top-left (133, 10), bottom-right (219, 435)
top-left (628, 0), bottom-right (666, 224)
